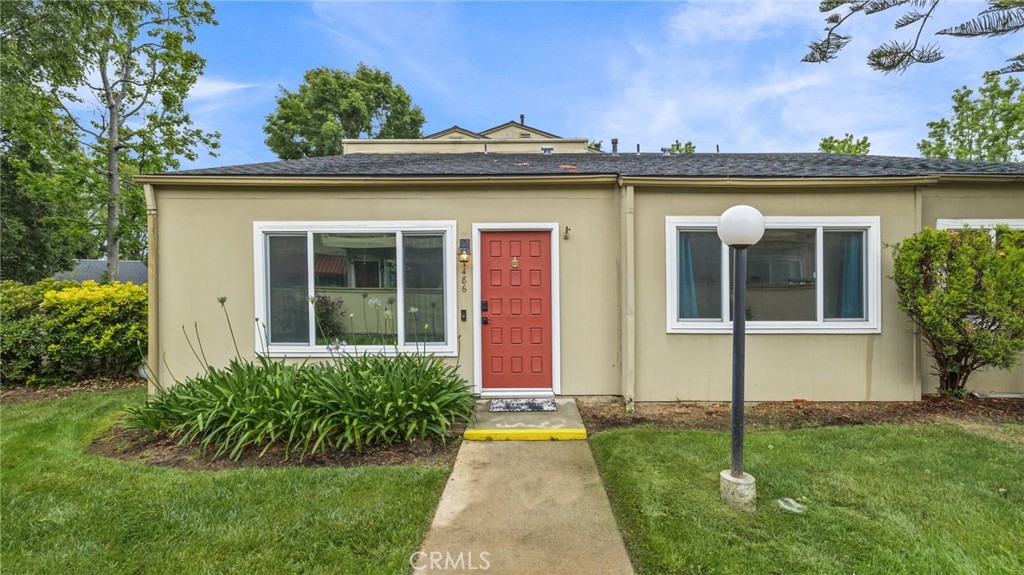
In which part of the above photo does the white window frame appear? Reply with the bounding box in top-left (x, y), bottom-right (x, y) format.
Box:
top-left (936, 219), bottom-right (1024, 235)
top-left (666, 216), bottom-right (881, 334)
top-left (254, 220), bottom-right (458, 357)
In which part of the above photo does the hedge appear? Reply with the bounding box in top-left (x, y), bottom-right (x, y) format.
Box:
top-left (0, 279), bottom-right (147, 385)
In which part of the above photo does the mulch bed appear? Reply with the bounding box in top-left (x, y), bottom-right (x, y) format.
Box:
top-left (9, 378), bottom-right (1020, 469)
top-left (4, 375), bottom-right (460, 470)
top-left (1, 375), bottom-right (146, 403)
top-left (578, 395), bottom-right (1024, 435)
top-left (86, 426), bottom-right (461, 471)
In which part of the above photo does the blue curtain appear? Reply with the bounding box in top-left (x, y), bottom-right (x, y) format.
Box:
top-left (678, 234), bottom-right (699, 318)
top-left (838, 234), bottom-right (863, 318)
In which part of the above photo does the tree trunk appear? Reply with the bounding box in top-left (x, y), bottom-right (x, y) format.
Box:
top-left (106, 104), bottom-right (120, 282)
top-left (938, 368), bottom-right (971, 397)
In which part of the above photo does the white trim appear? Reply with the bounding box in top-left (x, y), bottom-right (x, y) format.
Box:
top-left (253, 220), bottom-right (458, 357)
top-left (472, 223), bottom-right (561, 396)
top-left (936, 219), bottom-right (1024, 230)
top-left (666, 216), bottom-right (881, 334)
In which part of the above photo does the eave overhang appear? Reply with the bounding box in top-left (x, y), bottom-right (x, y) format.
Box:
top-left (135, 173), bottom-right (1023, 188)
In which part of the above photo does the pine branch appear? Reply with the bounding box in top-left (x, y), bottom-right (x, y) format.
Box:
top-left (995, 54), bottom-right (1024, 74)
top-left (895, 10), bottom-right (928, 29)
top-left (817, 0), bottom-right (851, 13)
top-left (864, 0), bottom-right (912, 16)
top-left (867, 40), bottom-right (943, 72)
top-left (937, 6), bottom-right (1024, 37)
top-left (864, 0), bottom-right (941, 72)
top-left (804, 1), bottom-right (872, 64)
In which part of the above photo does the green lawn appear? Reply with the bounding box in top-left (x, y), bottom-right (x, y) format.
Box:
top-left (1, 389), bottom-right (449, 575)
top-left (591, 424), bottom-right (1024, 575)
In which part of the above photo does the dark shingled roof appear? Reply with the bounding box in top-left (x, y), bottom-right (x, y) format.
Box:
top-left (54, 259), bottom-right (148, 285)
top-left (162, 153), bottom-right (1024, 179)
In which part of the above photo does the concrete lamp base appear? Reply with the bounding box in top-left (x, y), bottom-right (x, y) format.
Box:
top-left (720, 470), bottom-right (756, 512)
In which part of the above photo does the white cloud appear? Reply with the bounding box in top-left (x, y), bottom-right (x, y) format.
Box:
top-left (576, 0), bottom-right (1023, 157)
top-left (670, 1), bottom-right (819, 45)
top-left (189, 78), bottom-right (263, 101)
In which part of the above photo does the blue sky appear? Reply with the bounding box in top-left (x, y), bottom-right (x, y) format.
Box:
top-left (181, 0), bottom-right (1022, 170)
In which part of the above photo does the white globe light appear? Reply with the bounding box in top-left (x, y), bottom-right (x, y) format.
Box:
top-left (717, 205), bottom-right (765, 247)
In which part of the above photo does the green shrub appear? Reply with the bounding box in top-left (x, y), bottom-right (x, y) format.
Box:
top-left (123, 353), bottom-right (475, 460)
top-left (892, 226), bottom-right (1024, 396)
top-left (40, 281), bottom-right (147, 378)
top-left (302, 354), bottom-right (474, 452)
top-left (124, 357), bottom-right (310, 460)
top-left (1, 279), bottom-right (76, 384)
top-left (0, 279), bottom-right (147, 385)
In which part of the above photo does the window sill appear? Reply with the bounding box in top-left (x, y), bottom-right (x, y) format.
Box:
top-left (667, 323), bottom-right (880, 335)
top-left (260, 346), bottom-right (459, 358)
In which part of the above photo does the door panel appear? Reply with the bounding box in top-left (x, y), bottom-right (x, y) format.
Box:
top-left (480, 231), bottom-right (552, 389)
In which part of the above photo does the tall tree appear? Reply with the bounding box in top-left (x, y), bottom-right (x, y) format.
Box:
top-left (1, 2), bottom-right (100, 281)
top-left (918, 73), bottom-right (1024, 162)
top-left (7, 0), bottom-right (220, 281)
top-left (264, 64), bottom-right (426, 159)
top-left (819, 133), bottom-right (872, 154)
top-left (0, 131), bottom-right (97, 282)
top-left (803, 1), bottom-right (1024, 74)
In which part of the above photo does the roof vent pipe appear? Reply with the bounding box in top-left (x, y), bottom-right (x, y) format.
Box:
top-left (611, 138), bottom-right (618, 155)
top-left (661, 147), bottom-right (671, 156)
top-left (541, 146), bottom-right (553, 155)
top-left (484, 143), bottom-right (488, 154)
top-left (520, 114), bottom-right (525, 125)
top-left (636, 144), bottom-right (641, 155)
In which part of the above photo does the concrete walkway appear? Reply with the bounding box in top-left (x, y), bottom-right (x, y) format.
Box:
top-left (412, 400), bottom-right (634, 575)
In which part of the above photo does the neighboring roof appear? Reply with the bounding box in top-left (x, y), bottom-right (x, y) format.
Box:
top-left (153, 153), bottom-right (1024, 180)
top-left (423, 125), bottom-right (486, 139)
top-left (54, 259), bottom-right (148, 285)
top-left (479, 121), bottom-right (562, 139)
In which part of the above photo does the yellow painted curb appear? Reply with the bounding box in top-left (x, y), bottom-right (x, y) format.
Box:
top-left (464, 428), bottom-right (588, 441)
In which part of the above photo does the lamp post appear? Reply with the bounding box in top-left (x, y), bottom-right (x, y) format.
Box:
top-left (716, 205), bottom-right (765, 512)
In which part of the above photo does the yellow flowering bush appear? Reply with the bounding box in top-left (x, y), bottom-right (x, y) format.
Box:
top-left (0, 279), bottom-right (147, 385)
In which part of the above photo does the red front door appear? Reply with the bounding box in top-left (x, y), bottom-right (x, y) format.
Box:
top-left (480, 231), bottom-right (553, 390)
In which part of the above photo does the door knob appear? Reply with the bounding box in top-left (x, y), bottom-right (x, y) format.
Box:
top-left (481, 317), bottom-right (489, 325)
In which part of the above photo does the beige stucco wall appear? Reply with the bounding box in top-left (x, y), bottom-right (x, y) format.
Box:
top-left (918, 183), bottom-right (1024, 394)
top-left (149, 176), bottom-right (1022, 402)
top-left (151, 182), bottom-right (621, 396)
top-left (631, 185), bottom-right (921, 402)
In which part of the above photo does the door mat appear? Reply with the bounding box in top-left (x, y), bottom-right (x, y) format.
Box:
top-left (489, 398), bottom-right (558, 412)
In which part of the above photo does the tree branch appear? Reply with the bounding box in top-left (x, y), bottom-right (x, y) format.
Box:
top-left (97, 50), bottom-right (114, 108)
top-left (122, 59), bottom-right (158, 120)
top-left (937, 4), bottom-right (1024, 37)
top-left (51, 95), bottom-right (102, 140)
top-left (803, 1), bottom-right (872, 64)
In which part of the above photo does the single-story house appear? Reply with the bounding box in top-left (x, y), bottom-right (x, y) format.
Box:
top-left (54, 259), bottom-right (149, 285)
top-left (136, 121), bottom-right (1023, 403)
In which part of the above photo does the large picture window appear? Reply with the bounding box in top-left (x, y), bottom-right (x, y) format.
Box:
top-left (666, 216), bottom-right (880, 333)
top-left (255, 221), bottom-right (457, 355)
